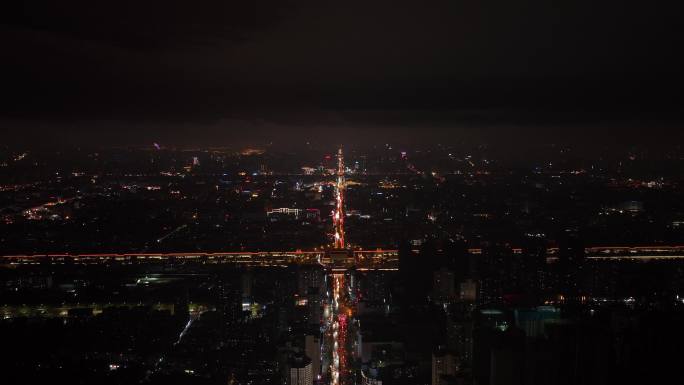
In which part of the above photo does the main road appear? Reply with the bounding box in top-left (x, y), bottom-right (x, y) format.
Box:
top-left (333, 147), bottom-right (346, 249)
top-left (327, 147), bottom-right (357, 385)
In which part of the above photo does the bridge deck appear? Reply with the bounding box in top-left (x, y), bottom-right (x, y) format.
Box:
top-left (2, 246), bottom-right (684, 266)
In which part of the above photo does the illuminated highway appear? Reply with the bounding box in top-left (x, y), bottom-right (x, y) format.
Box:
top-left (329, 273), bottom-right (354, 385)
top-left (327, 148), bottom-right (356, 385)
top-left (328, 148), bottom-right (355, 385)
top-left (333, 147), bottom-right (346, 249)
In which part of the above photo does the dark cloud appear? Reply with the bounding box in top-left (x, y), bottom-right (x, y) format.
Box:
top-left (2, 1), bottom-right (683, 142)
top-left (4, 1), bottom-right (291, 48)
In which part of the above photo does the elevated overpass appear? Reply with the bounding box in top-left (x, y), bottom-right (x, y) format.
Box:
top-left (3, 245), bottom-right (684, 268)
top-left (0, 249), bottom-right (400, 269)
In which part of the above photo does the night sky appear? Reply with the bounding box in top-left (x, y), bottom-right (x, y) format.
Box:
top-left (3, 1), bottom-right (683, 146)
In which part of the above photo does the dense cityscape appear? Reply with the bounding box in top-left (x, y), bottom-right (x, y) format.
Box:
top-left (2, 144), bottom-right (684, 384)
top-left (3, 1), bottom-right (684, 384)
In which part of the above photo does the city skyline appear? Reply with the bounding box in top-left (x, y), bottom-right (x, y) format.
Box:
top-left (2, 2), bottom-right (683, 385)
top-left (2, 143), bottom-right (684, 385)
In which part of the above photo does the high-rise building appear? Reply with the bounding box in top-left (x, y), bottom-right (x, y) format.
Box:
top-left (513, 306), bottom-right (560, 339)
top-left (297, 266), bottom-right (324, 296)
top-left (305, 287), bottom-right (322, 325)
top-left (433, 267), bottom-right (457, 304)
top-left (217, 275), bottom-right (243, 325)
top-left (288, 353), bottom-right (313, 385)
top-left (361, 367), bottom-right (383, 385)
top-left (432, 349), bottom-right (459, 385)
top-left (446, 311), bottom-right (473, 367)
top-left (459, 279), bottom-right (478, 303)
top-left (304, 334), bottom-right (321, 380)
